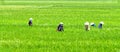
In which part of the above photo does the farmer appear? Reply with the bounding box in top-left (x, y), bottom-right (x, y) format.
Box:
top-left (28, 18), bottom-right (33, 26)
top-left (57, 22), bottom-right (64, 31)
top-left (90, 22), bottom-right (96, 27)
top-left (98, 21), bottom-right (104, 29)
top-left (84, 22), bottom-right (90, 31)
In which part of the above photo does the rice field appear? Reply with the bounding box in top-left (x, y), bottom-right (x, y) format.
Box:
top-left (0, 0), bottom-right (120, 52)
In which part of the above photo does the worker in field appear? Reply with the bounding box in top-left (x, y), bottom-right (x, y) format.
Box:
top-left (57, 22), bottom-right (64, 31)
top-left (98, 21), bottom-right (104, 29)
top-left (90, 22), bottom-right (96, 27)
top-left (84, 22), bottom-right (90, 31)
top-left (28, 18), bottom-right (33, 26)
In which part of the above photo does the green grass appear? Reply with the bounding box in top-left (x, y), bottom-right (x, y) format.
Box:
top-left (0, 0), bottom-right (120, 52)
top-left (3, 0), bottom-right (116, 1)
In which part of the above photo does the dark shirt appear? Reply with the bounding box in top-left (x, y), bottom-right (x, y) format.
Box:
top-left (57, 24), bottom-right (64, 31)
top-left (98, 24), bottom-right (102, 28)
top-left (85, 25), bottom-right (89, 31)
top-left (91, 24), bottom-right (96, 27)
top-left (28, 20), bottom-right (32, 26)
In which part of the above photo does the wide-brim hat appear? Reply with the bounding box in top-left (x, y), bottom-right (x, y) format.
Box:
top-left (29, 18), bottom-right (33, 20)
top-left (90, 22), bottom-right (94, 25)
top-left (85, 22), bottom-right (89, 25)
top-left (60, 22), bottom-right (63, 24)
top-left (100, 21), bottom-right (104, 24)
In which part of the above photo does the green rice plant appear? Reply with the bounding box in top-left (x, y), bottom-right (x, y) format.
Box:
top-left (0, 0), bottom-right (120, 52)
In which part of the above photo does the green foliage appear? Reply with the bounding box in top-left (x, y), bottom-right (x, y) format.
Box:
top-left (2, 0), bottom-right (114, 1)
top-left (0, 1), bottom-right (120, 52)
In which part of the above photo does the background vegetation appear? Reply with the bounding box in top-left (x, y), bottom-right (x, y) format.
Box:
top-left (0, 0), bottom-right (120, 52)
